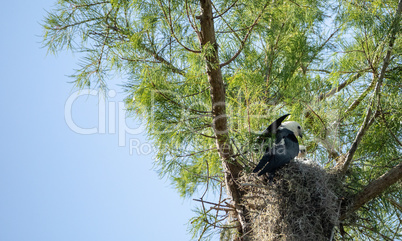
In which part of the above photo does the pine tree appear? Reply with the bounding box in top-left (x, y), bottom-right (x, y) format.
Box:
top-left (42, 0), bottom-right (402, 240)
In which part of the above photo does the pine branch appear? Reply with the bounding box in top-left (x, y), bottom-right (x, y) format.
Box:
top-left (212, 0), bottom-right (239, 19)
top-left (303, 28), bottom-right (340, 74)
top-left (50, 17), bottom-right (102, 30)
top-left (176, 148), bottom-right (217, 158)
top-left (157, 0), bottom-right (201, 53)
top-left (335, 107), bottom-right (376, 172)
top-left (70, 1), bottom-right (109, 8)
top-left (219, 1), bottom-right (270, 68)
top-left (343, 77), bottom-right (376, 116)
top-left (341, 162), bottom-right (402, 220)
top-left (150, 81), bottom-right (211, 114)
top-left (316, 71), bottom-right (364, 103)
top-left (388, 198), bottom-right (402, 212)
top-left (185, 0), bottom-right (201, 43)
top-left (338, 0), bottom-right (402, 174)
top-left (211, 1), bottom-right (242, 43)
top-left (143, 46), bottom-right (186, 76)
top-left (266, 22), bottom-right (285, 85)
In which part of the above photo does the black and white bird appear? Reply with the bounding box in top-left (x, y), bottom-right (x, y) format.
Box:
top-left (253, 114), bottom-right (303, 180)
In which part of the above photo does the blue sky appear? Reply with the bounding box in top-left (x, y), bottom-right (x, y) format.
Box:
top-left (0, 1), bottom-right (197, 240)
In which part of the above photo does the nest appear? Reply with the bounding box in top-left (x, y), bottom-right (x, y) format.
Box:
top-left (241, 159), bottom-right (340, 241)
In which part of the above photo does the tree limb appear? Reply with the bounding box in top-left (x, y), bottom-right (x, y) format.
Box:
top-left (185, 0), bottom-right (202, 43)
top-left (317, 72), bottom-right (363, 103)
top-left (199, 0), bottom-right (249, 239)
top-left (343, 77), bottom-right (376, 116)
top-left (341, 162), bottom-right (402, 220)
top-left (336, 108), bottom-right (375, 173)
top-left (212, 0), bottom-right (239, 19)
top-left (337, 0), bottom-right (402, 174)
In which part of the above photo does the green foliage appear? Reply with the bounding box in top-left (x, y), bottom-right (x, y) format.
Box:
top-left (42, 0), bottom-right (401, 240)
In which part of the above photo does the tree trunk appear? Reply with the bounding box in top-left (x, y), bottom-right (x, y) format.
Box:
top-left (199, 0), bottom-right (250, 239)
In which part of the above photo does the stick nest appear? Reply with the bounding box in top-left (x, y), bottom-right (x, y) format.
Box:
top-left (241, 159), bottom-right (340, 241)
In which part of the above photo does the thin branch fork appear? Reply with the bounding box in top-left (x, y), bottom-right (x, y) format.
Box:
top-left (343, 77), bottom-right (376, 116)
top-left (219, 0), bottom-right (270, 68)
top-left (112, 26), bottom-right (186, 76)
top-left (378, 102), bottom-right (402, 147)
top-left (353, 224), bottom-right (394, 241)
top-left (211, 2), bottom-right (242, 43)
top-left (193, 198), bottom-right (234, 210)
top-left (157, 0), bottom-right (201, 53)
top-left (387, 198), bottom-right (402, 212)
top-left (212, 0), bottom-right (239, 19)
top-left (185, 0), bottom-right (201, 43)
top-left (303, 27), bottom-right (340, 71)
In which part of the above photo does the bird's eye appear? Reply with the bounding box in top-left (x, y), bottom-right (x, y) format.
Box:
top-left (297, 126), bottom-right (301, 129)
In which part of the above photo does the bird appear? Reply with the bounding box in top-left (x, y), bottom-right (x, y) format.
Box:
top-left (253, 115), bottom-right (303, 180)
top-left (295, 145), bottom-right (316, 165)
top-left (255, 114), bottom-right (290, 142)
top-left (297, 145), bottom-right (307, 158)
top-left (252, 114), bottom-right (290, 154)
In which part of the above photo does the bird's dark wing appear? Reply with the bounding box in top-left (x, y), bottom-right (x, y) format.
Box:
top-left (254, 114), bottom-right (290, 154)
top-left (254, 129), bottom-right (299, 176)
top-left (257, 114), bottom-right (290, 142)
top-left (252, 146), bottom-right (273, 174)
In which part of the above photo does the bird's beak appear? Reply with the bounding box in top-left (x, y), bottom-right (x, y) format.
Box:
top-left (299, 133), bottom-right (303, 138)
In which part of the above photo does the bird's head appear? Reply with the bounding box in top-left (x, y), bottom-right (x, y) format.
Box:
top-left (281, 121), bottom-right (303, 138)
top-left (298, 145), bottom-right (307, 158)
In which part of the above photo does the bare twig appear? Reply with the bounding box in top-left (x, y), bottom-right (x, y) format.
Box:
top-left (193, 198), bottom-right (231, 207)
top-left (176, 147), bottom-right (217, 158)
top-left (231, 138), bottom-right (248, 166)
top-left (185, 0), bottom-right (201, 43)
